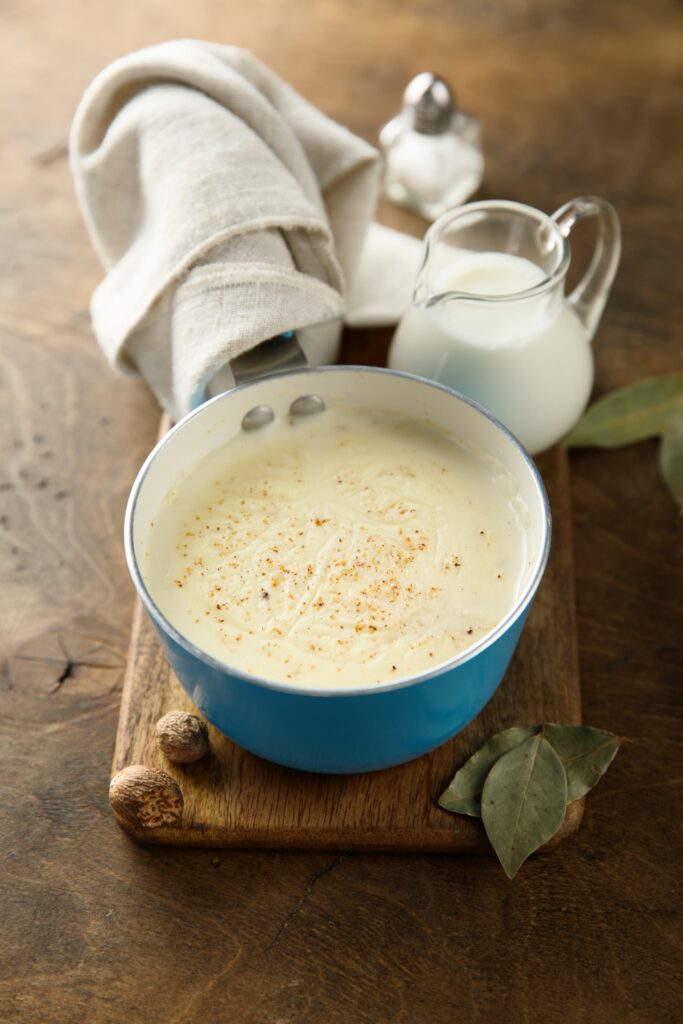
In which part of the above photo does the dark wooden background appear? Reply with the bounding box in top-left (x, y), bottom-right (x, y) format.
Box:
top-left (1, 1), bottom-right (681, 1021)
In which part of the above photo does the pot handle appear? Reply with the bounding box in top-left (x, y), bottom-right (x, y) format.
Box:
top-left (199, 331), bottom-right (308, 405)
top-left (231, 330), bottom-right (308, 386)
top-left (551, 196), bottom-right (621, 342)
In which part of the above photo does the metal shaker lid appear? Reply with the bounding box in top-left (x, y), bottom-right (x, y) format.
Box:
top-left (402, 72), bottom-right (455, 134)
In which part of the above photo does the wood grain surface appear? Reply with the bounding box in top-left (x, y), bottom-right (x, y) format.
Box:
top-left (1, 1), bottom-right (681, 1022)
top-left (114, 442), bottom-right (582, 851)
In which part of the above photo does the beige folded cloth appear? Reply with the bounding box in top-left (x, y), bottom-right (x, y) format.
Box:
top-left (70, 40), bottom-right (422, 419)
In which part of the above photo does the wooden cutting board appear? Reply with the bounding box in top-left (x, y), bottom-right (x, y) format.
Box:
top-left (112, 441), bottom-right (583, 852)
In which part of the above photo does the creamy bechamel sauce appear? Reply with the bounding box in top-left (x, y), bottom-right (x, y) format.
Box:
top-left (144, 407), bottom-right (535, 687)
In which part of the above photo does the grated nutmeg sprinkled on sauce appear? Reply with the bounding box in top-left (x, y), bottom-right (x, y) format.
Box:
top-left (144, 407), bottom-right (534, 687)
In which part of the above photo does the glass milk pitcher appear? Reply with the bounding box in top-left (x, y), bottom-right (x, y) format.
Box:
top-left (388, 198), bottom-right (621, 454)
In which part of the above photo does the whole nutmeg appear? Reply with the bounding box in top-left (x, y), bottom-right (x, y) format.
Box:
top-left (109, 765), bottom-right (183, 828)
top-left (155, 710), bottom-right (209, 763)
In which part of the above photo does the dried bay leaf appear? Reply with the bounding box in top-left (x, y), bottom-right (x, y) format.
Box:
top-left (564, 374), bottom-right (683, 449)
top-left (481, 734), bottom-right (567, 879)
top-left (543, 724), bottom-right (620, 801)
top-left (438, 725), bottom-right (538, 816)
top-left (658, 407), bottom-right (683, 512)
top-left (438, 723), bottom-right (621, 878)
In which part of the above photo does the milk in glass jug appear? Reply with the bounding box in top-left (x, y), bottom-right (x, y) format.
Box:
top-left (388, 198), bottom-right (621, 454)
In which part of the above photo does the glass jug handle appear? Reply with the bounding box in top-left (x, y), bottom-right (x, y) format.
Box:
top-left (552, 196), bottom-right (621, 342)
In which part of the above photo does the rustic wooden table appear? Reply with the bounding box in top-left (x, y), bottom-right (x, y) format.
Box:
top-left (1, 2), bottom-right (681, 1021)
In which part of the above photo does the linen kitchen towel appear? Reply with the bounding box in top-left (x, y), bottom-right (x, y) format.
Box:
top-left (70, 40), bottom-right (422, 419)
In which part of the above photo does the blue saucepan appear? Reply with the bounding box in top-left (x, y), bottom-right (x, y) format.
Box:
top-left (124, 363), bottom-right (550, 773)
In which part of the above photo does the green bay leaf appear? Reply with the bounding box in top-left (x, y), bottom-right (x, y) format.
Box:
top-left (543, 724), bottom-right (620, 802)
top-left (438, 725), bottom-right (539, 817)
top-left (563, 374), bottom-right (683, 449)
top-left (658, 407), bottom-right (683, 512)
top-left (481, 734), bottom-right (567, 879)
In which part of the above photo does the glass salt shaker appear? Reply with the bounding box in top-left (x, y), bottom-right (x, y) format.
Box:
top-left (379, 72), bottom-right (484, 221)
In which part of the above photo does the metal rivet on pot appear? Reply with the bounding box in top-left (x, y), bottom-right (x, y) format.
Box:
top-left (242, 405), bottom-right (275, 431)
top-left (289, 394), bottom-right (326, 417)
